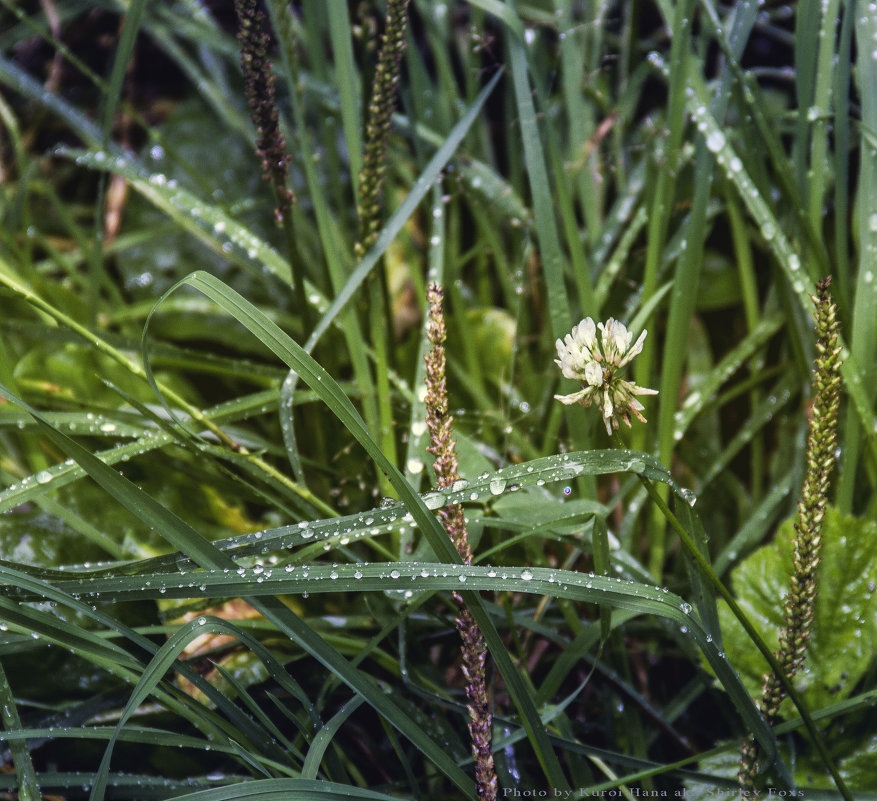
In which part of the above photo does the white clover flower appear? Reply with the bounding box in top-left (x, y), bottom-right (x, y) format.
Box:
top-left (554, 317), bottom-right (658, 435)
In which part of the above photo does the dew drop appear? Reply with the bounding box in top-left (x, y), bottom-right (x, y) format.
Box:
top-left (705, 129), bottom-right (725, 153)
top-left (489, 478), bottom-right (507, 495)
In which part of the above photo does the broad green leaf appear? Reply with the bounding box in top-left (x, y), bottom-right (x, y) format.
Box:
top-left (715, 507), bottom-right (877, 714)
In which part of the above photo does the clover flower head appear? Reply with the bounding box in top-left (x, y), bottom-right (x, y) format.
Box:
top-left (554, 317), bottom-right (658, 435)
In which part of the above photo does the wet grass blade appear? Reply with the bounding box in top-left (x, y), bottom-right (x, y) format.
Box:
top-left (150, 269), bottom-right (568, 789)
top-left (305, 68), bottom-right (503, 349)
top-left (506, 8), bottom-right (569, 341)
top-left (52, 560), bottom-right (778, 763)
top-left (0, 661), bottom-right (40, 801)
top-left (0, 380), bottom-right (475, 792)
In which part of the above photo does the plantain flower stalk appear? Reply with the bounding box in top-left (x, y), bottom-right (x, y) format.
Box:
top-left (233, 0), bottom-right (294, 223)
top-left (738, 278), bottom-right (842, 790)
top-left (356, 0), bottom-right (410, 258)
top-left (425, 284), bottom-right (497, 801)
top-left (554, 317), bottom-right (658, 434)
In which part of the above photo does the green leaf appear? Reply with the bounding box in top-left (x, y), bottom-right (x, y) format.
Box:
top-left (715, 507), bottom-right (877, 714)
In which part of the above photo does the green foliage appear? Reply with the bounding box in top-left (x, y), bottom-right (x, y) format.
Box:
top-left (0, 0), bottom-right (875, 798)
top-left (717, 507), bottom-right (877, 714)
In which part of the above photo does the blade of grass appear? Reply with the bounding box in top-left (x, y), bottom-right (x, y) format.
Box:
top-left (650, 0), bottom-right (760, 578)
top-left (90, 0), bottom-right (147, 322)
top-left (0, 253), bottom-right (332, 516)
top-left (0, 379), bottom-right (476, 795)
top-left (304, 68), bottom-right (503, 350)
top-left (53, 560), bottom-right (778, 761)
top-left (613, 433), bottom-right (844, 797)
top-left (0, 660), bottom-right (40, 801)
top-left (806, 0), bottom-right (841, 234)
top-left (0, 561), bottom-right (293, 761)
top-left (267, 0), bottom-right (380, 480)
top-left (87, 616), bottom-right (310, 800)
top-left (0, 52), bottom-right (103, 146)
top-left (631, 0), bottom-right (693, 458)
top-left (146, 270), bottom-right (569, 789)
top-left (275, 68), bottom-right (502, 486)
top-left (301, 696), bottom-right (365, 780)
top-left (837, 8), bottom-right (877, 511)
top-left (832, 0), bottom-right (854, 305)
top-left (326, 4), bottom-right (362, 207)
top-left (158, 778), bottom-right (409, 801)
top-left (505, 1), bottom-right (570, 342)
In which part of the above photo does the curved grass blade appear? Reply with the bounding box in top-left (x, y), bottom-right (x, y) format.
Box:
top-left (301, 695), bottom-right (364, 780)
top-left (0, 383), bottom-right (475, 796)
top-left (0, 53), bottom-right (103, 146)
top-left (0, 661), bottom-right (40, 801)
top-left (838, 8), bottom-right (877, 509)
top-left (6, 447), bottom-right (668, 585)
top-left (0, 725), bottom-right (242, 755)
top-left (87, 616), bottom-right (308, 801)
top-left (465, 0), bottom-right (524, 41)
top-left (684, 73), bottom-right (877, 468)
top-left (0, 773), bottom-right (243, 797)
top-left (0, 562), bottom-right (285, 764)
top-left (276, 67), bottom-right (503, 481)
top-left (145, 270), bottom-right (567, 789)
top-left (54, 560), bottom-right (777, 761)
top-left (0, 389), bottom-right (291, 516)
